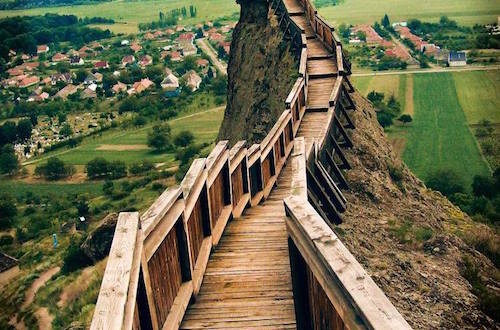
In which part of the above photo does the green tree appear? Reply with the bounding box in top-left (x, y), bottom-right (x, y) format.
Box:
top-left (147, 124), bottom-right (172, 152)
top-left (174, 130), bottom-right (195, 148)
top-left (0, 144), bottom-right (19, 174)
top-left (426, 169), bottom-right (465, 197)
top-left (398, 114), bottom-right (413, 125)
top-left (35, 157), bottom-right (75, 180)
top-left (16, 119), bottom-right (32, 141)
top-left (60, 123), bottom-right (73, 137)
top-left (0, 194), bottom-right (17, 229)
top-left (86, 157), bottom-right (110, 179)
top-left (382, 14), bottom-right (390, 29)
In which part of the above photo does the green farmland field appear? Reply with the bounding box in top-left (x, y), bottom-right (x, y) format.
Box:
top-left (403, 73), bottom-right (490, 187)
top-left (353, 70), bottom-right (497, 188)
top-left (318, 0), bottom-right (500, 26)
top-left (0, 0), bottom-right (239, 33)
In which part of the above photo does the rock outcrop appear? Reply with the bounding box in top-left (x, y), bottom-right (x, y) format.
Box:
top-left (217, 0), bottom-right (297, 145)
top-left (339, 92), bottom-right (499, 329)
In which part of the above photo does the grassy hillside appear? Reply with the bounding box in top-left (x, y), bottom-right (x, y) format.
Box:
top-left (353, 71), bottom-right (497, 188)
top-left (0, 0), bottom-right (239, 33)
top-left (318, 0), bottom-right (500, 26)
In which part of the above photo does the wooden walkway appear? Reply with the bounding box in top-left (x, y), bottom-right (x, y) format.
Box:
top-left (180, 0), bottom-right (337, 328)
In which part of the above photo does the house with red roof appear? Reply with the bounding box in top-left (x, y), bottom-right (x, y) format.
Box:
top-left (122, 55), bottom-right (135, 67)
top-left (18, 75), bottom-right (40, 88)
top-left (130, 43), bottom-right (142, 53)
top-left (37, 45), bottom-right (49, 54)
top-left (144, 32), bottom-right (155, 40)
top-left (94, 61), bottom-right (109, 69)
top-left (52, 53), bottom-right (68, 62)
top-left (170, 51), bottom-right (182, 62)
top-left (139, 55), bottom-right (153, 67)
top-left (196, 58), bottom-right (209, 68)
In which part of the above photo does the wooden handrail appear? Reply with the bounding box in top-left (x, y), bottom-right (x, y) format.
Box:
top-left (284, 196), bottom-right (412, 330)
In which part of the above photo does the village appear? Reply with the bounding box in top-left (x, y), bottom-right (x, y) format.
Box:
top-left (0, 20), bottom-right (235, 161)
top-left (341, 15), bottom-right (497, 70)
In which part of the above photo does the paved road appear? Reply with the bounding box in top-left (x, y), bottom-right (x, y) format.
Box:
top-left (352, 65), bottom-right (500, 77)
top-left (196, 38), bottom-right (228, 76)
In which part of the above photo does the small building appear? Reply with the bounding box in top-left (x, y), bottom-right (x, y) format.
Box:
top-left (122, 55), bottom-right (135, 67)
top-left (37, 45), bottom-right (49, 54)
top-left (170, 51), bottom-right (182, 62)
top-left (55, 84), bottom-right (78, 99)
top-left (52, 53), bottom-right (68, 62)
top-left (112, 81), bottom-right (127, 94)
top-left (181, 44), bottom-right (197, 56)
top-left (94, 61), bottom-right (109, 69)
top-left (448, 51), bottom-right (467, 66)
top-left (70, 56), bottom-right (84, 66)
top-left (133, 78), bottom-right (154, 94)
top-left (160, 73), bottom-right (179, 90)
top-left (139, 55), bottom-right (153, 67)
top-left (18, 75), bottom-right (40, 88)
top-left (196, 58), bottom-right (209, 68)
top-left (121, 40), bottom-right (130, 46)
top-left (144, 32), bottom-right (155, 40)
top-left (130, 43), bottom-right (143, 53)
top-left (182, 70), bottom-right (202, 92)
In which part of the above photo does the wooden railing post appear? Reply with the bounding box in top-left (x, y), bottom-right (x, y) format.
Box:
top-left (91, 212), bottom-right (140, 330)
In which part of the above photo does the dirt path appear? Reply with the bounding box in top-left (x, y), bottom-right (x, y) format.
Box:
top-left (22, 267), bottom-right (60, 308)
top-left (196, 38), bottom-right (227, 75)
top-left (35, 307), bottom-right (53, 330)
top-left (57, 266), bottom-right (94, 308)
top-left (404, 74), bottom-right (414, 116)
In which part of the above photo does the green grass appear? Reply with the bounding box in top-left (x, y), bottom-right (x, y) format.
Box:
top-left (317, 0), bottom-right (500, 27)
top-left (0, 0), bottom-right (239, 34)
top-left (452, 70), bottom-right (500, 125)
top-left (402, 72), bottom-right (490, 187)
top-left (26, 105), bottom-right (224, 166)
top-left (0, 181), bottom-right (104, 198)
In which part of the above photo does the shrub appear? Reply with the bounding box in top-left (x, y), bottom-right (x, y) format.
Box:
top-left (147, 124), bottom-right (173, 152)
top-left (426, 169), bottom-right (465, 197)
top-left (62, 236), bottom-right (93, 274)
top-left (0, 194), bottom-right (17, 229)
top-left (174, 130), bottom-right (195, 148)
top-left (415, 227), bottom-right (433, 242)
top-left (34, 157), bottom-right (75, 180)
top-left (0, 234), bottom-right (14, 246)
top-left (86, 158), bottom-right (127, 179)
top-left (388, 163), bottom-right (403, 182)
top-left (129, 160), bottom-right (154, 175)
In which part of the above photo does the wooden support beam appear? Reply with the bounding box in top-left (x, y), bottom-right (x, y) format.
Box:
top-left (306, 165), bottom-right (342, 224)
top-left (334, 116), bottom-right (353, 148)
top-left (339, 103), bottom-right (355, 130)
top-left (323, 148), bottom-right (349, 190)
top-left (329, 131), bottom-right (351, 170)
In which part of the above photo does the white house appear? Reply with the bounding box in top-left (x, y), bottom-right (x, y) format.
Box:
top-left (448, 51), bottom-right (467, 67)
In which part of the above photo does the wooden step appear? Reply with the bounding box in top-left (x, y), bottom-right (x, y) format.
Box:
top-left (307, 58), bottom-right (338, 78)
top-left (306, 77), bottom-right (336, 111)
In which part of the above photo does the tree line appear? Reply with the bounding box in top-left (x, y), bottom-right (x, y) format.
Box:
top-left (0, 0), bottom-right (110, 10)
top-left (139, 5), bottom-right (198, 31)
top-left (0, 13), bottom-right (113, 60)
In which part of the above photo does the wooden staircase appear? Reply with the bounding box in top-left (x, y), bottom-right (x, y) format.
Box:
top-left (180, 1), bottom-right (340, 327)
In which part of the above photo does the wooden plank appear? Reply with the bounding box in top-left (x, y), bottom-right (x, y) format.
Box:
top-left (141, 187), bottom-right (183, 238)
top-left (284, 197), bottom-right (412, 330)
top-left (91, 212), bottom-right (139, 330)
top-left (123, 226), bottom-right (144, 330)
top-left (336, 45), bottom-right (344, 74)
top-left (329, 76), bottom-right (344, 107)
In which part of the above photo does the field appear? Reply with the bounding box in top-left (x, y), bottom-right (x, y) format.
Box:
top-left (0, 0), bottom-right (239, 33)
top-left (353, 70), bottom-right (497, 188)
top-left (318, 0), bottom-right (500, 26)
top-left (26, 105), bottom-right (224, 168)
